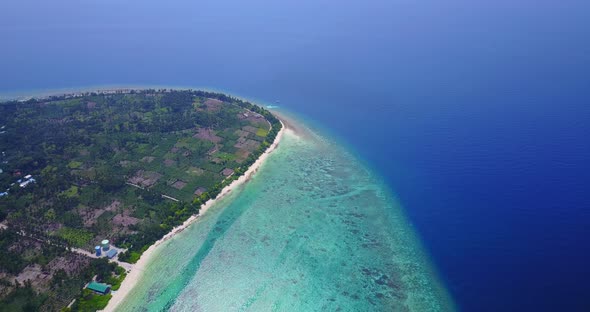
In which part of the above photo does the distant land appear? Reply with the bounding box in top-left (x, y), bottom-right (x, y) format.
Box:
top-left (0, 89), bottom-right (282, 311)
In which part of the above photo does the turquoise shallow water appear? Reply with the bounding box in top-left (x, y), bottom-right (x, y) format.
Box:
top-left (117, 115), bottom-right (454, 311)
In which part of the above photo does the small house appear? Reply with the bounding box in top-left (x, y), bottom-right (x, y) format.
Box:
top-left (19, 178), bottom-right (35, 188)
top-left (86, 282), bottom-right (111, 295)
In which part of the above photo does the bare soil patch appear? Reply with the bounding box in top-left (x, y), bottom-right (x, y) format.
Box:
top-left (171, 180), bottom-right (187, 190)
top-left (238, 111), bottom-right (266, 124)
top-left (128, 170), bottom-right (163, 188)
top-left (80, 207), bottom-right (105, 228)
top-left (221, 168), bottom-right (234, 176)
top-left (112, 211), bottom-right (140, 227)
top-left (80, 201), bottom-right (119, 227)
top-left (234, 138), bottom-right (261, 151)
top-left (141, 156), bottom-right (155, 163)
top-left (235, 149), bottom-right (250, 163)
top-left (194, 187), bottom-right (207, 196)
top-left (15, 265), bottom-right (50, 290)
top-left (194, 128), bottom-right (222, 143)
top-left (119, 160), bottom-right (134, 168)
top-left (203, 98), bottom-right (224, 111)
top-left (47, 253), bottom-right (91, 276)
top-left (234, 129), bottom-right (250, 138)
top-left (242, 125), bottom-right (259, 134)
top-left (105, 200), bottom-right (121, 212)
top-left (186, 167), bottom-right (204, 176)
top-left (163, 159), bottom-right (176, 167)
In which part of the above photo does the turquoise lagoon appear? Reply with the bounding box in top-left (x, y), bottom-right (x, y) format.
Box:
top-left (117, 113), bottom-right (454, 311)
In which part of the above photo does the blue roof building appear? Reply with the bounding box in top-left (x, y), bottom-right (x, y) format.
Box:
top-left (86, 282), bottom-right (111, 295)
top-left (106, 249), bottom-right (118, 259)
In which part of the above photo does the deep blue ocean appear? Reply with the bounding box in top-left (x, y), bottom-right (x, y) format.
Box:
top-left (2, 1), bottom-right (590, 310)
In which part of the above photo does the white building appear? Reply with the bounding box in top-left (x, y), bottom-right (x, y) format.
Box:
top-left (19, 178), bottom-right (36, 188)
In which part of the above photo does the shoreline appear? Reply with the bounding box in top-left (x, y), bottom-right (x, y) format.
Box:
top-left (102, 118), bottom-right (285, 312)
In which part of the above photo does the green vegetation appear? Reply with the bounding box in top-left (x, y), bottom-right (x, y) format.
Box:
top-left (55, 227), bottom-right (94, 247)
top-left (0, 89), bottom-right (282, 311)
top-left (0, 230), bottom-right (29, 274)
top-left (71, 290), bottom-right (112, 312)
top-left (0, 253), bottom-right (121, 312)
top-left (105, 267), bottom-right (126, 291)
top-left (256, 127), bottom-right (269, 137)
top-left (0, 281), bottom-right (47, 312)
top-left (121, 251), bottom-right (141, 264)
top-left (65, 259), bottom-right (124, 312)
top-left (62, 185), bottom-right (79, 198)
top-left (67, 161), bottom-right (83, 169)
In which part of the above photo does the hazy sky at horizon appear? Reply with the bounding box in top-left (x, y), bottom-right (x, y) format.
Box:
top-left (1, 0), bottom-right (588, 95)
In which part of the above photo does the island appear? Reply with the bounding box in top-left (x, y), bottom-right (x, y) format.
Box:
top-left (0, 89), bottom-right (282, 311)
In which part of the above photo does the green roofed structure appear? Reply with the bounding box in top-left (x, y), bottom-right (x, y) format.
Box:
top-left (86, 281), bottom-right (111, 295)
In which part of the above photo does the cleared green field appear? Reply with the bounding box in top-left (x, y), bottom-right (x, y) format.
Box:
top-left (54, 227), bottom-right (94, 247)
top-left (256, 127), bottom-right (269, 137)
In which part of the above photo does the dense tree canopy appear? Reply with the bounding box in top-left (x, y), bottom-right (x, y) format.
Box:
top-left (0, 89), bottom-right (282, 311)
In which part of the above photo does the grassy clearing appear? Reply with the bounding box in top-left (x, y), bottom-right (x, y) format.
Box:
top-left (55, 227), bottom-right (94, 248)
top-left (62, 185), bottom-right (79, 198)
top-left (256, 127), bottom-right (269, 137)
top-left (68, 161), bottom-right (83, 169)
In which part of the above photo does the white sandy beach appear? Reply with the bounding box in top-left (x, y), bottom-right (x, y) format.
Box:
top-left (102, 119), bottom-right (285, 312)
